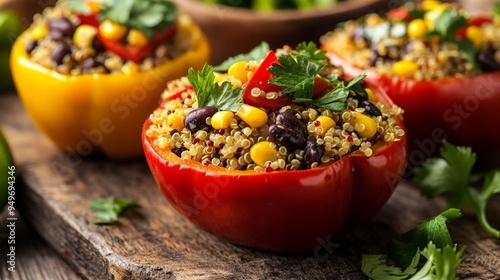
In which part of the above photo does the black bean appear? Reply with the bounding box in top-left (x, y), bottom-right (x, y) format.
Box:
top-left (49, 18), bottom-right (75, 37)
top-left (92, 36), bottom-right (104, 52)
top-left (171, 147), bottom-right (187, 158)
top-left (51, 42), bottom-right (71, 65)
top-left (268, 125), bottom-right (306, 152)
top-left (49, 29), bottom-right (65, 41)
top-left (303, 140), bottom-right (324, 168)
top-left (25, 40), bottom-right (38, 54)
top-left (81, 57), bottom-right (105, 73)
top-left (369, 51), bottom-right (380, 67)
top-left (477, 52), bottom-right (500, 72)
top-left (184, 106), bottom-right (218, 132)
top-left (275, 109), bottom-right (307, 138)
top-left (359, 100), bottom-right (382, 117)
top-left (352, 26), bottom-right (366, 42)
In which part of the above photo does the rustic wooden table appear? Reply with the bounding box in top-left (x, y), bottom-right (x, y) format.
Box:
top-left (1, 86), bottom-right (500, 280)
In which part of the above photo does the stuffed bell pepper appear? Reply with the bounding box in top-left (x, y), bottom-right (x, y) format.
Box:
top-left (143, 43), bottom-right (408, 252)
top-left (11, 0), bottom-right (210, 159)
top-left (321, 0), bottom-right (500, 160)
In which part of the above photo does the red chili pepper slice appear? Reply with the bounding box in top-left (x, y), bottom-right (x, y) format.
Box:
top-left (387, 7), bottom-right (410, 21)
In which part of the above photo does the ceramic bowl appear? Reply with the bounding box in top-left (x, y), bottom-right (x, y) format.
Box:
top-left (173, 0), bottom-right (390, 63)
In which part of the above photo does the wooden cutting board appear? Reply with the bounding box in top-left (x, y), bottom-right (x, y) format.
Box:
top-left (1, 93), bottom-right (499, 279)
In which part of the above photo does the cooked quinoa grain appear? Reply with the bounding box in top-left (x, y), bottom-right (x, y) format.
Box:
top-left (321, 2), bottom-right (500, 80)
top-left (146, 52), bottom-right (405, 171)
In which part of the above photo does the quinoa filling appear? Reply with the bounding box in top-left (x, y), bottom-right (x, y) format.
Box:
top-left (23, 0), bottom-right (192, 75)
top-left (146, 44), bottom-right (405, 172)
top-left (321, 1), bottom-right (500, 80)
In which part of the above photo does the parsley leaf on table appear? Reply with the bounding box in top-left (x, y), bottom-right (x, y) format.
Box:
top-left (414, 141), bottom-right (500, 238)
top-left (89, 197), bottom-right (138, 224)
top-left (188, 64), bottom-right (243, 112)
top-left (213, 42), bottom-right (270, 72)
top-left (362, 209), bottom-right (464, 280)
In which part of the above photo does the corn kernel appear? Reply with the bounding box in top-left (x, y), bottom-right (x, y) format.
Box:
top-left (99, 19), bottom-right (127, 41)
top-left (214, 74), bottom-right (227, 84)
top-left (31, 25), bottom-right (48, 40)
top-left (249, 141), bottom-right (278, 167)
top-left (421, 0), bottom-right (443, 11)
top-left (236, 104), bottom-right (268, 128)
top-left (408, 19), bottom-right (428, 39)
top-left (127, 29), bottom-right (149, 47)
top-left (392, 60), bottom-right (419, 79)
top-left (315, 116), bottom-right (336, 136)
top-left (228, 61), bottom-right (249, 84)
top-left (73, 24), bottom-right (98, 48)
top-left (424, 5), bottom-right (447, 31)
top-left (466, 26), bottom-right (483, 49)
top-left (350, 112), bottom-right (377, 138)
top-left (365, 88), bottom-right (376, 102)
top-left (167, 113), bottom-right (185, 130)
top-left (211, 111), bottom-right (234, 129)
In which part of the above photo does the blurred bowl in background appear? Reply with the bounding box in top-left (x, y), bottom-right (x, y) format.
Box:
top-left (0, 0), bottom-right (56, 27)
top-left (173, 0), bottom-right (389, 64)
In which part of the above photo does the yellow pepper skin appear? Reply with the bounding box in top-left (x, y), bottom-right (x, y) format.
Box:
top-left (10, 14), bottom-right (210, 159)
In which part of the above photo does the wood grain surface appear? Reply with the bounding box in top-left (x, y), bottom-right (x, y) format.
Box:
top-left (1, 92), bottom-right (500, 279)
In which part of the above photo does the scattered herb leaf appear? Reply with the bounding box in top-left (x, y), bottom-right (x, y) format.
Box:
top-left (362, 209), bottom-right (464, 280)
top-left (89, 197), bottom-right (138, 224)
top-left (389, 208), bottom-right (462, 269)
top-left (213, 42), bottom-right (270, 72)
top-left (414, 141), bottom-right (500, 238)
top-left (188, 64), bottom-right (243, 112)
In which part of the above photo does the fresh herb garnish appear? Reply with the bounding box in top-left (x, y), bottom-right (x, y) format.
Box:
top-left (295, 41), bottom-right (328, 62)
top-left (89, 197), bottom-right (138, 224)
top-left (67, 0), bottom-right (176, 39)
top-left (213, 42), bottom-right (270, 72)
top-left (188, 64), bottom-right (243, 112)
top-left (414, 141), bottom-right (500, 238)
top-left (362, 209), bottom-right (464, 280)
top-left (268, 42), bottom-right (367, 111)
top-left (268, 54), bottom-right (325, 99)
top-left (425, 8), bottom-right (478, 69)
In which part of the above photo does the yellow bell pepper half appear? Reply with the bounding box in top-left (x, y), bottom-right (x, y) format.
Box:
top-left (10, 14), bottom-right (210, 159)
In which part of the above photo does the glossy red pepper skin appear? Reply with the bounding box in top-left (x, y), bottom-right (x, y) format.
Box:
top-left (142, 87), bottom-right (408, 253)
top-left (327, 51), bottom-right (500, 157)
top-left (243, 51), bottom-right (291, 109)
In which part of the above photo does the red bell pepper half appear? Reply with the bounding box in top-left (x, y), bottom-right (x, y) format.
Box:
top-left (142, 85), bottom-right (408, 253)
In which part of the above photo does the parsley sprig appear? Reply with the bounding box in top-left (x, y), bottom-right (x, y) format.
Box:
top-left (268, 42), bottom-right (367, 111)
top-left (362, 209), bottom-right (464, 280)
top-left (414, 141), bottom-right (500, 238)
top-left (424, 8), bottom-right (477, 70)
top-left (187, 64), bottom-right (243, 112)
top-left (89, 196), bottom-right (138, 224)
top-left (67, 0), bottom-right (176, 39)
